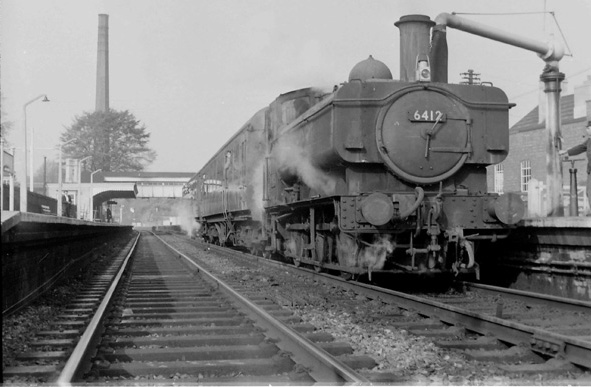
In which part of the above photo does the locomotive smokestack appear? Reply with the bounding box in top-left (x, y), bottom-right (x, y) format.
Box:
top-left (394, 15), bottom-right (434, 82)
top-left (95, 14), bottom-right (109, 112)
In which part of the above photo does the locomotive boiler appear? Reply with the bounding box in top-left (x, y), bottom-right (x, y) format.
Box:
top-left (187, 14), bottom-right (524, 278)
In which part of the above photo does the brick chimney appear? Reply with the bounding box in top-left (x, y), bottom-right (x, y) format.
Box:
top-left (95, 14), bottom-right (109, 112)
top-left (574, 75), bottom-right (591, 119)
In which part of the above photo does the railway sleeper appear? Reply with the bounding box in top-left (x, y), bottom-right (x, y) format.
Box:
top-left (37, 329), bottom-right (81, 338)
top-left (317, 342), bottom-right (354, 356)
top-left (95, 343), bottom-right (280, 362)
top-left (408, 326), bottom-right (465, 338)
top-left (338, 355), bottom-right (378, 370)
top-left (463, 345), bottom-right (545, 363)
top-left (435, 336), bottom-right (505, 350)
top-left (104, 324), bottom-right (258, 337)
top-left (3, 365), bottom-right (61, 379)
top-left (31, 339), bottom-right (75, 347)
top-left (88, 356), bottom-right (295, 378)
top-left (498, 358), bottom-right (579, 376)
top-left (384, 319), bottom-right (447, 330)
top-left (100, 333), bottom-right (266, 348)
top-left (16, 351), bottom-right (70, 361)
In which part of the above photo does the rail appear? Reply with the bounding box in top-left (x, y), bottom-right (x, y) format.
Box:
top-left (56, 232), bottom-right (141, 385)
top-left (198, 239), bottom-right (591, 370)
top-left (155, 233), bottom-right (370, 385)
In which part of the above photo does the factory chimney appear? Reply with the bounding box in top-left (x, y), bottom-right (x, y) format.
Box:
top-left (95, 14), bottom-right (109, 112)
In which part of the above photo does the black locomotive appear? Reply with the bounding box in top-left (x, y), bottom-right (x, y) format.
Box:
top-left (185, 15), bottom-right (524, 278)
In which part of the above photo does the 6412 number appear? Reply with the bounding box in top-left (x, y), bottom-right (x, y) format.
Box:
top-left (409, 110), bottom-right (446, 122)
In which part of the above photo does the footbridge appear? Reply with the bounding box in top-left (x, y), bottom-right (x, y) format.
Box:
top-left (45, 171), bottom-right (195, 219)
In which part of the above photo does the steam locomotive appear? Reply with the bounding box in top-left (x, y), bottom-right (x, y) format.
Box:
top-left (186, 15), bottom-right (524, 278)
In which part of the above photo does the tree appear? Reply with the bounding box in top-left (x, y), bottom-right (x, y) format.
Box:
top-left (1, 92), bottom-right (13, 146)
top-left (61, 109), bottom-right (156, 172)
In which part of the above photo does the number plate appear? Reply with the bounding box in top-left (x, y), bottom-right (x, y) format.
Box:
top-left (408, 110), bottom-right (447, 123)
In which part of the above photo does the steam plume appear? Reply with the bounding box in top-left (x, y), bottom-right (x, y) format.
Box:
top-left (272, 134), bottom-right (336, 196)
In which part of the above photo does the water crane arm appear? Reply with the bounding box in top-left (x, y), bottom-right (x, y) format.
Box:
top-left (434, 13), bottom-right (564, 63)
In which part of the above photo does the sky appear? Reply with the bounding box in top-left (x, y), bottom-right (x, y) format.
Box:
top-left (2, 0), bottom-right (590, 176)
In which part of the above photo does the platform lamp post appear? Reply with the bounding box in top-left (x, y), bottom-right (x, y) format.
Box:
top-left (90, 169), bottom-right (102, 221)
top-left (57, 138), bottom-right (76, 217)
top-left (20, 94), bottom-right (49, 212)
top-left (9, 147), bottom-right (15, 210)
top-left (77, 156), bottom-right (91, 219)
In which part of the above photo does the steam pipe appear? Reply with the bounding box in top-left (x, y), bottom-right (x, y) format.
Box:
top-left (433, 13), bottom-right (565, 62)
top-left (430, 25), bottom-right (448, 83)
top-left (400, 187), bottom-right (425, 220)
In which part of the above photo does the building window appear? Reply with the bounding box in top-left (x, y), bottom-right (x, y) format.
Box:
top-left (493, 164), bottom-right (504, 194)
top-left (520, 160), bottom-right (531, 192)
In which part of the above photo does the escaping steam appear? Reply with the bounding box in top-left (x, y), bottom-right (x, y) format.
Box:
top-left (359, 236), bottom-right (395, 271)
top-left (248, 161), bottom-right (265, 221)
top-left (337, 234), bottom-right (395, 271)
top-left (171, 199), bottom-right (201, 237)
top-left (272, 134), bottom-right (336, 196)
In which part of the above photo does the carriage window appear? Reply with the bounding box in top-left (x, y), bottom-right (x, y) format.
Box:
top-left (203, 179), bottom-right (223, 193)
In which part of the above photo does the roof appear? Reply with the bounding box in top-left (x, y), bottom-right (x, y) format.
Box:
top-left (102, 172), bottom-right (195, 178)
top-left (86, 171), bottom-right (196, 183)
top-left (511, 94), bottom-right (578, 132)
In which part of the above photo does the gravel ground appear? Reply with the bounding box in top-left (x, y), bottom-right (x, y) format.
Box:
top-left (201, 257), bottom-right (512, 385)
top-left (180, 238), bottom-right (591, 386)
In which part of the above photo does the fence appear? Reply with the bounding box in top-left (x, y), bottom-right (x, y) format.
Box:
top-left (1, 184), bottom-right (77, 217)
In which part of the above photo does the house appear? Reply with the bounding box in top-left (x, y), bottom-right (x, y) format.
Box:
top-left (487, 76), bottom-right (591, 216)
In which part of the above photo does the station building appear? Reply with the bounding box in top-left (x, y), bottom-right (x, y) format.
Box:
top-left (487, 76), bottom-right (591, 216)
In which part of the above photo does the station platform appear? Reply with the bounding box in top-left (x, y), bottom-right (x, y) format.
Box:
top-left (518, 216), bottom-right (591, 245)
top-left (1, 211), bottom-right (127, 235)
top-left (521, 216), bottom-right (591, 228)
top-left (2, 211), bottom-right (133, 316)
top-left (481, 216), bottom-right (590, 301)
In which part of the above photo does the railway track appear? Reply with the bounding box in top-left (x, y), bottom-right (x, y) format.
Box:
top-left (2, 232), bottom-right (139, 383)
top-left (5, 231), bottom-right (378, 385)
top-left (159, 233), bottom-right (591, 382)
top-left (4, 230), bottom-right (590, 384)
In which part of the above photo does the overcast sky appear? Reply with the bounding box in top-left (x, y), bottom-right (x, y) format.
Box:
top-left (2, 0), bottom-right (590, 175)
